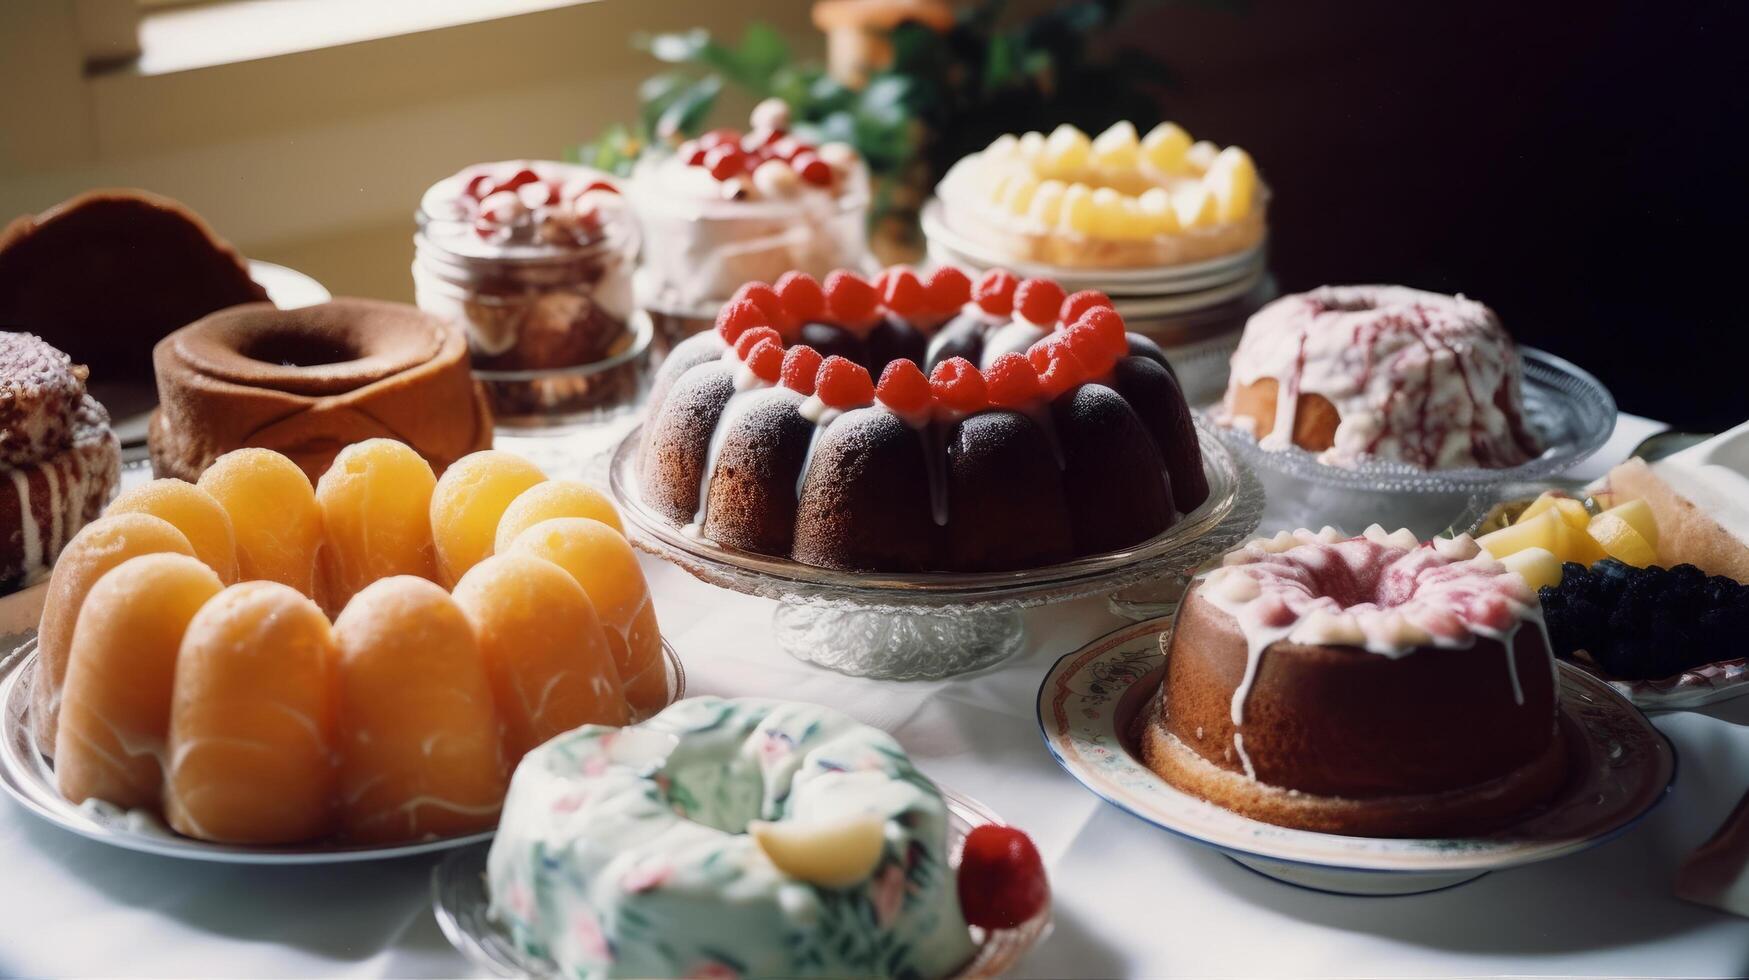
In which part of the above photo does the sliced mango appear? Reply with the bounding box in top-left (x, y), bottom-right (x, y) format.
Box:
top-left (1589, 512), bottom-right (1658, 567)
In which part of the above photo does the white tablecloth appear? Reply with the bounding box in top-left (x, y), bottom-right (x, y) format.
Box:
top-left (5, 413), bottom-right (1748, 978)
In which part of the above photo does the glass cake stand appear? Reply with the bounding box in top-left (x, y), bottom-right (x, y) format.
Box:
top-left (1208, 347), bottom-right (1616, 538)
top-left (608, 419), bottom-right (1264, 680)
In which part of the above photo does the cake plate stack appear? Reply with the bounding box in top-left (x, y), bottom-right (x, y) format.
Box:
top-left (920, 200), bottom-right (1275, 405)
top-left (608, 420), bottom-right (1264, 681)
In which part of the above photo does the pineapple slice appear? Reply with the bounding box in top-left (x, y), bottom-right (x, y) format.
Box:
top-left (1060, 182), bottom-right (1097, 233)
top-left (1138, 187), bottom-right (1180, 235)
top-left (1089, 187), bottom-right (1126, 238)
top-left (1499, 546), bottom-right (1564, 592)
top-left (1044, 124), bottom-right (1091, 175)
top-left (1091, 121), bottom-right (1141, 170)
top-left (1028, 180), bottom-right (1068, 226)
top-left (1186, 139), bottom-right (1221, 172)
top-left (1141, 122), bottom-right (1192, 173)
top-left (986, 133), bottom-right (1020, 158)
top-left (1206, 147), bottom-right (1257, 221)
top-left (1596, 498), bottom-right (1659, 548)
top-left (1480, 509), bottom-right (1567, 561)
top-left (1175, 185), bottom-right (1219, 228)
top-left (1016, 131), bottom-right (1046, 160)
top-left (1516, 491), bottom-right (1591, 531)
top-left (1003, 175), bottom-right (1040, 215)
top-left (1589, 512), bottom-right (1658, 567)
top-left (749, 815), bottom-right (887, 888)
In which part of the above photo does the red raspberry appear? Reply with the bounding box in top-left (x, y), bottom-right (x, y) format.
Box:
top-left (792, 151), bottom-right (833, 186)
top-left (780, 344), bottom-right (824, 395)
top-left (881, 267), bottom-right (929, 318)
top-left (1013, 278), bottom-right (1067, 326)
top-left (815, 355), bottom-right (874, 408)
top-left (732, 281), bottom-right (792, 334)
top-left (973, 269), bottom-right (1020, 316)
top-left (824, 270), bottom-right (878, 326)
top-left (876, 359), bottom-right (932, 414)
top-left (770, 136), bottom-right (804, 160)
top-left (698, 128), bottom-right (740, 149)
top-left (984, 352), bottom-right (1042, 407)
top-left (705, 145), bottom-right (748, 181)
top-left (733, 325), bottom-right (782, 361)
top-left (929, 357), bottom-right (988, 412)
top-left (1075, 306), bottom-right (1129, 360)
top-left (774, 271), bottom-right (826, 323)
top-left (714, 299), bottom-right (767, 344)
top-left (680, 141), bottom-right (707, 167)
top-left (957, 825), bottom-right (1049, 930)
top-left (497, 167), bottom-right (540, 193)
top-left (1028, 337), bottom-right (1088, 398)
top-left (925, 266), bottom-right (973, 315)
top-left (745, 338), bottom-right (784, 383)
top-left (1062, 321), bottom-right (1119, 375)
top-left (1059, 289), bottom-right (1114, 326)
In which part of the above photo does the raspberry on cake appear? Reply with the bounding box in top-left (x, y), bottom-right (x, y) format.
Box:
top-left (638, 264), bottom-right (1211, 573)
top-left (935, 121), bottom-right (1266, 269)
top-left (1215, 285), bottom-right (1544, 470)
top-left (1143, 526), bottom-right (1566, 837)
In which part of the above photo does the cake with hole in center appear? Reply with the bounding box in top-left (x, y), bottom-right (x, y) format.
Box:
top-left (637, 265), bottom-right (1210, 573)
top-left (1141, 526), bottom-right (1565, 837)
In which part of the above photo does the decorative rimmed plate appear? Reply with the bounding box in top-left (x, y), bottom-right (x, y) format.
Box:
top-left (0, 638), bottom-right (685, 864)
top-left (431, 785), bottom-right (1051, 979)
top-left (1037, 616), bottom-right (1675, 896)
top-left (1454, 492), bottom-right (1749, 711)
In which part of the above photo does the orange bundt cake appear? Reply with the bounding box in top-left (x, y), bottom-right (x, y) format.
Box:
top-left (638, 265), bottom-right (1210, 572)
top-left (36, 441), bottom-right (665, 846)
top-left (1142, 527), bottom-right (1565, 837)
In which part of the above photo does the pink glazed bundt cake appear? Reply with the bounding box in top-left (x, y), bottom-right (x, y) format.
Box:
top-left (639, 266), bottom-right (1209, 572)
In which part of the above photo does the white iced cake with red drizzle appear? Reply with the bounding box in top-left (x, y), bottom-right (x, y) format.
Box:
top-left (1216, 285), bottom-right (1543, 469)
top-left (1142, 526), bottom-right (1567, 837)
top-left (638, 265), bottom-right (1210, 573)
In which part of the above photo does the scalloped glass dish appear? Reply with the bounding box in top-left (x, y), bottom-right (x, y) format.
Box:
top-left (0, 638), bottom-right (684, 864)
top-left (431, 785), bottom-right (1051, 980)
top-left (608, 419), bottom-right (1264, 679)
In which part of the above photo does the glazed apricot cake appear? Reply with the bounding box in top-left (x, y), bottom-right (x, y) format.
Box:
top-left (638, 265), bottom-right (1210, 572)
top-left (1215, 285), bottom-right (1543, 469)
top-left (36, 441), bottom-right (664, 845)
top-left (1143, 527), bottom-right (1565, 837)
top-left (936, 121), bottom-right (1265, 268)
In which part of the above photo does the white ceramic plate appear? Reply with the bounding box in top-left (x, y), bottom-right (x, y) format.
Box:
top-left (1037, 616), bottom-right (1676, 896)
top-left (0, 638), bottom-right (685, 864)
top-left (431, 785), bottom-right (1051, 979)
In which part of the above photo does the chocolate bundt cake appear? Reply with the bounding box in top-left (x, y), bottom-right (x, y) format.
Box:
top-left (0, 333), bottom-right (121, 590)
top-left (149, 299), bottom-right (492, 483)
top-left (1143, 527), bottom-right (1566, 837)
top-left (637, 266), bottom-right (1209, 573)
top-left (0, 190), bottom-right (268, 384)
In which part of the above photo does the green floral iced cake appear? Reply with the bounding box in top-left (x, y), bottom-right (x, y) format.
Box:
top-left (486, 696), bottom-right (976, 979)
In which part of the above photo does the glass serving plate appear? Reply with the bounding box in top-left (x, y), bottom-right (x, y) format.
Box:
top-left (1452, 492), bottom-right (1749, 712)
top-left (608, 419), bottom-right (1264, 680)
top-left (431, 785), bottom-right (1051, 979)
top-left (1206, 347), bottom-right (1616, 537)
top-left (0, 637), bottom-right (684, 864)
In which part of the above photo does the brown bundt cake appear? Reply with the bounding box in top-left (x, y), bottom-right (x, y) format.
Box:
top-left (0, 333), bottom-right (121, 590)
top-left (0, 190), bottom-right (268, 384)
top-left (1141, 526), bottom-right (1566, 837)
top-left (637, 266), bottom-right (1210, 573)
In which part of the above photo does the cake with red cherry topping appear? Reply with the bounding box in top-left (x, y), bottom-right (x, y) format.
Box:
top-left (1142, 526), bottom-right (1566, 837)
top-left (638, 265), bottom-right (1209, 572)
top-left (1215, 285), bottom-right (1542, 469)
top-left (631, 99), bottom-right (871, 313)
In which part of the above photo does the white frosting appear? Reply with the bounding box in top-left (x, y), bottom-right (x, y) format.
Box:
top-left (1199, 529), bottom-right (1548, 778)
top-left (1649, 419), bottom-right (1749, 548)
top-left (1217, 285), bottom-right (1542, 469)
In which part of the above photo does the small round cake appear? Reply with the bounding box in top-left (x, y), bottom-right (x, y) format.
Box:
top-left (1215, 285), bottom-right (1543, 469)
top-left (638, 265), bottom-right (1210, 572)
top-left (936, 121), bottom-right (1265, 269)
top-left (487, 696), bottom-right (978, 980)
top-left (148, 298), bottom-right (493, 482)
top-left (0, 332), bottom-right (121, 590)
top-left (1142, 526), bottom-right (1565, 837)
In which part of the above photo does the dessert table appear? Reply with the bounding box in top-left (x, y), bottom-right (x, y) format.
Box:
top-left (3, 412), bottom-right (1747, 979)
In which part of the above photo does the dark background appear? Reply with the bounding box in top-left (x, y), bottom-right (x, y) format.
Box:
top-left (1127, 0), bottom-right (1746, 432)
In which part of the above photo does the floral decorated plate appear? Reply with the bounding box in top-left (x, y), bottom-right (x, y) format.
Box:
top-left (0, 638), bottom-right (684, 865)
top-left (1036, 616), bottom-right (1675, 896)
top-left (431, 785), bottom-right (1051, 978)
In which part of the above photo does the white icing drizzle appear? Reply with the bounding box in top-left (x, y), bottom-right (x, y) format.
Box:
top-left (1199, 528), bottom-right (1546, 780)
top-left (980, 322), bottom-right (1050, 369)
top-left (10, 470), bottom-right (39, 574)
top-left (43, 462), bottom-right (63, 560)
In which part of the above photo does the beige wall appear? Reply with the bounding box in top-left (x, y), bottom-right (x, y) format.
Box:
top-left (0, 0), bottom-right (820, 302)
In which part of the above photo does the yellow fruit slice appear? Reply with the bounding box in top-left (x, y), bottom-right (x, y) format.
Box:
top-left (1090, 121), bottom-right (1140, 169)
top-left (1141, 122), bottom-right (1192, 173)
top-left (1044, 124), bottom-right (1091, 175)
top-left (1515, 491), bottom-right (1589, 530)
top-left (749, 815), bottom-right (887, 888)
top-left (1596, 498), bottom-right (1658, 548)
top-left (1588, 512), bottom-right (1658, 567)
top-left (1499, 546), bottom-right (1563, 592)
top-left (1060, 183), bottom-right (1096, 233)
top-left (1206, 147), bottom-right (1257, 221)
top-left (1174, 186), bottom-right (1218, 228)
top-left (1479, 509), bottom-right (1560, 559)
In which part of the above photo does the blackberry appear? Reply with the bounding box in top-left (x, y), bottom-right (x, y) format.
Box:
top-left (1538, 559), bottom-right (1744, 680)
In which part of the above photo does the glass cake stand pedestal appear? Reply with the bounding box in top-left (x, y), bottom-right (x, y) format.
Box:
top-left (608, 420), bottom-right (1264, 680)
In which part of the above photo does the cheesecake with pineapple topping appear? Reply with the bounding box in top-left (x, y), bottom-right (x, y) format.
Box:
top-left (936, 121), bottom-right (1266, 269)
